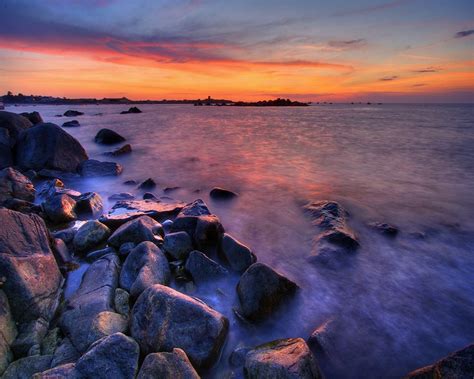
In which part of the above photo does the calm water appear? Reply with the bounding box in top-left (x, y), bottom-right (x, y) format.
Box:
top-left (10, 103), bottom-right (474, 378)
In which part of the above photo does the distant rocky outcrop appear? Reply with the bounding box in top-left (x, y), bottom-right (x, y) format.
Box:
top-left (120, 107), bottom-right (142, 114)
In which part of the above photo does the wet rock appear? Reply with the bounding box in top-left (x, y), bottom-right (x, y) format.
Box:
top-left (75, 333), bottom-right (139, 379)
top-left (0, 167), bottom-right (35, 203)
top-left (143, 192), bottom-right (158, 200)
top-left (0, 127), bottom-right (13, 169)
top-left (236, 263), bottom-right (298, 322)
top-left (109, 192), bottom-right (135, 201)
top-left (405, 343), bottom-right (474, 378)
top-left (121, 106), bottom-right (142, 114)
top-left (304, 200), bottom-right (348, 228)
top-left (131, 284), bottom-right (228, 368)
top-left (79, 159), bottom-right (123, 177)
top-left (162, 219), bottom-right (173, 232)
top-left (0, 111), bottom-right (32, 143)
top-left (317, 228), bottom-right (359, 250)
top-left (114, 288), bottom-right (130, 316)
top-left (64, 110), bottom-right (83, 117)
top-left (220, 233), bottom-right (256, 272)
top-left (15, 123), bottom-right (88, 172)
top-left (50, 337), bottom-right (79, 367)
top-left (210, 187), bottom-right (238, 200)
top-left (52, 238), bottom-right (73, 267)
top-left (120, 241), bottom-right (170, 298)
top-left (37, 179), bottom-right (81, 202)
top-left (20, 111), bottom-right (43, 125)
top-left (53, 227), bottom-right (76, 245)
top-left (138, 348), bottom-right (200, 379)
top-left (73, 220), bottom-right (111, 253)
top-left (185, 250), bottom-right (228, 284)
top-left (1, 198), bottom-right (41, 215)
top-left (244, 338), bottom-right (322, 379)
top-left (138, 178), bottom-right (156, 190)
top-left (2, 355), bottom-right (52, 379)
top-left (163, 186), bottom-right (180, 193)
top-left (108, 215), bottom-right (164, 248)
top-left (33, 363), bottom-right (75, 379)
top-left (62, 120), bottom-right (80, 127)
top-left (43, 193), bottom-right (77, 224)
top-left (105, 144), bottom-right (132, 156)
top-left (74, 191), bottom-right (103, 217)
top-left (194, 215), bottom-right (225, 253)
top-left (119, 242), bottom-right (136, 258)
top-left (86, 247), bottom-right (116, 262)
top-left (11, 318), bottom-right (48, 357)
top-left (0, 290), bottom-right (17, 375)
top-left (123, 180), bottom-right (137, 185)
top-left (163, 231), bottom-right (193, 260)
top-left (94, 128), bottom-right (126, 144)
top-left (307, 318), bottom-right (337, 355)
top-left (0, 209), bottom-right (63, 323)
top-left (369, 222), bottom-right (399, 237)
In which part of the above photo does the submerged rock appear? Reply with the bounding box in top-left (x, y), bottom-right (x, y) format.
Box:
top-left (79, 159), bottom-right (123, 177)
top-left (109, 192), bottom-right (135, 201)
top-left (108, 215), bottom-right (164, 248)
top-left (236, 263), bottom-right (298, 322)
top-left (131, 284), bottom-right (228, 368)
top-left (105, 144), bottom-right (132, 156)
top-left (210, 187), bottom-right (238, 200)
top-left (369, 222), bottom-right (399, 237)
top-left (0, 167), bottom-right (35, 204)
top-left (62, 120), bottom-right (80, 127)
top-left (138, 349), bottom-right (200, 379)
top-left (74, 191), bottom-right (103, 217)
top-left (307, 318), bottom-right (337, 355)
top-left (244, 338), bottom-right (322, 379)
top-left (185, 250), bottom-right (228, 284)
top-left (138, 178), bottom-right (156, 190)
top-left (220, 233), bottom-right (256, 272)
top-left (163, 231), bottom-right (193, 260)
top-left (73, 220), bottom-right (111, 253)
top-left (94, 128), bottom-right (126, 144)
top-left (20, 111), bottom-right (43, 125)
top-left (64, 110), bottom-right (84, 117)
top-left (121, 106), bottom-right (142, 114)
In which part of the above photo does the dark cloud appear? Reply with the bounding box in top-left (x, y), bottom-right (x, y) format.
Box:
top-left (413, 67), bottom-right (441, 73)
top-left (328, 39), bottom-right (367, 49)
top-left (412, 83), bottom-right (426, 87)
top-left (454, 29), bottom-right (474, 38)
top-left (379, 76), bottom-right (398, 81)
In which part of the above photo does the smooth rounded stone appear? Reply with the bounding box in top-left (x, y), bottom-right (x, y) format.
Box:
top-left (304, 200), bottom-right (348, 229)
top-left (0, 167), bottom-right (35, 203)
top-left (114, 288), bottom-right (130, 316)
top-left (131, 284), bottom-right (229, 369)
top-left (143, 192), bottom-right (158, 200)
top-left (74, 191), bottom-right (103, 217)
top-left (137, 348), bottom-right (200, 379)
top-left (62, 120), bottom-right (80, 127)
top-left (79, 159), bottom-right (123, 177)
top-left (405, 343), bottom-right (474, 378)
top-left (88, 311), bottom-right (128, 342)
top-left (86, 247), bottom-right (116, 262)
top-left (236, 263), bottom-right (298, 322)
top-left (210, 187), bottom-right (238, 200)
top-left (0, 127), bottom-right (13, 169)
top-left (2, 355), bottom-right (53, 379)
top-left (194, 214), bottom-right (225, 253)
top-left (94, 128), bottom-right (126, 144)
top-left (0, 290), bottom-right (17, 375)
top-left (0, 209), bottom-right (63, 324)
top-left (15, 122), bottom-right (88, 172)
top-left (108, 215), bottom-right (164, 248)
top-left (20, 111), bottom-right (43, 125)
top-left (64, 110), bottom-right (84, 117)
top-left (11, 318), bottom-right (49, 357)
top-left (73, 220), bottom-right (111, 253)
top-left (105, 144), bottom-right (132, 156)
top-left (0, 111), bottom-right (32, 142)
top-left (220, 233), bottom-right (256, 273)
top-left (120, 241), bottom-right (170, 298)
top-left (138, 178), bottom-right (156, 190)
top-left (53, 227), bottom-right (76, 244)
top-left (75, 333), bottom-right (139, 379)
top-left (33, 363), bottom-right (76, 379)
top-left (109, 192), bottom-right (135, 201)
top-left (185, 250), bottom-right (228, 284)
top-left (162, 219), bottom-right (173, 231)
top-left (369, 222), bottom-right (399, 237)
top-left (119, 242), bottom-right (136, 257)
top-left (244, 338), bottom-right (322, 379)
top-left (230, 346), bottom-right (252, 367)
top-left (163, 231), bottom-right (193, 260)
top-left (50, 337), bottom-right (79, 368)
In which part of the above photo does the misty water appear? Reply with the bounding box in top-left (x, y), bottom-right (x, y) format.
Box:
top-left (11, 103), bottom-right (474, 378)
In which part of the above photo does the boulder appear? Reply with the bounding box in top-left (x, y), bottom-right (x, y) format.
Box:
top-left (64, 110), bottom-right (84, 117)
top-left (185, 250), bottom-right (228, 284)
top-left (220, 233), bottom-right (256, 272)
top-left (2, 355), bottom-right (52, 379)
top-left (15, 123), bottom-right (88, 172)
top-left (138, 349), bottom-right (200, 379)
top-left (73, 220), bottom-right (111, 253)
top-left (79, 159), bottom-right (123, 177)
top-left (11, 318), bottom-right (48, 357)
top-left (114, 288), bottom-right (130, 316)
top-left (86, 247), bottom-right (116, 262)
top-left (307, 318), bottom-right (337, 355)
top-left (369, 222), bottom-right (399, 237)
top-left (163, 231), bottom-right (193, 260)
top-left (317, 228), bottom-right (359, 250)
top-left (108, 215), bottom-right (164, 248)
top-left (43, 193), bottom-right (77, 224)
top-left (236, 263), bottom-right (298, 321)
top-left (0, 128), bottom-right (13, 169)
top-left (120, 106), bottom-right (142, 114)
top-left (0, 290), bottom-right (17, 375)
top-left (0, 111), bottom-right (32, 142)
top-left (53, 227), bottom-right (76, 245)
top-left (244, 338), bottom-right (322, 379)
top-left (131, 284), bottom-right (228, 368)
top-left (120, 241), bottom-right (170, 298)
top-left (0, 209), bottom-right (63, 323)
top-left (105, 144), bottom-right (132, 156)
top-left (405, 343), bottom-right (474, 378)
top-left (52, 238), bottom-right (73, 266)
top-left (118, 242), bottom-right (136, 258)
top-left (0, 167), bottom-right (35, 203)
top-left (74, 191), bottom-right (103, 217)
top-left (109, 192), bottom-right (135, 201)
top-left (138, 178), bottom-right (156, 190)
top-left (74, 333), bottom-right (139, 379)
top-left (19, 111), bottom-right (43, 125)
top-left (61, 120), bottom-right (80, 127)
top-left (33, 363), bottom-right (76, 379)
top-left (94, 128), bottom-right (126, 144)
top-left (50, 338), bottom-right (79, 368)
top-left (210, 187), bottom-right (238, 200)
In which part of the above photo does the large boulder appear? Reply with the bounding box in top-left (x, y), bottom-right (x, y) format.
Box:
top-left (244, 338), bottom-right (322, 379)
top-left (0, 209), bottom-right (63, 323)
top-left (131, 284), bottom-right (228, 368)
top-left (138, 348), bottom-right (200, 379)
top-left (120, 241), bottom-right (170, 298)
top-left (0, 291), bottom-right (17, 375)
top-left (50, 338), bottom-right (79, 368)
top-left (73, 220), bottom-right (111, 253)
top-left (74, 333), bottom-right (139, 379)
top-left (15, 123), bottom-right (88, 172)
top-left (108, 215), bottom-right (164, 248)
top-left (236, 263), bottom-right (298, 321)
top-left (79, 159), bottom-right (123, 177)
top-left (2, 355), bottom-right (52, 379)
top-left (163, 231), bottom-right (193, 260)
top-left (43, 193), bottom-right (77, 224)
top-left (0, 128), bottom-right (13, 169)
top-left (220, 233), bottom-right (256, 272)
top-left (185, 250), bottom-right (228, 284)
top-left (0, 111), bottom-right (32, 142)
top-left (33, 363), bottom-right (76, 379)
top-left (94, 128), bottom-right (126, 144)
top-left (20, 111), bottom-right (43, 125)
top-left (74, 192), bottom-right (103, 217)
top-left (405, 343), bottom-right (474, 378)
top-left (0, 167), bottom-right (35, 204)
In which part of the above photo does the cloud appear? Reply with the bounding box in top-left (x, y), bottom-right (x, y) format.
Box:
top-left (412, 83), bottom-right (426, 87)
top-left (327, 39), bottom-right (367, 49)
top-left (332, 0), bottom-right (409, 17)
top-left (412, 67), bottom-right (441, 73)
top-left (454, 29), bottom-right (474, 38)
top-left (379, 76), bottom-right (398, 81)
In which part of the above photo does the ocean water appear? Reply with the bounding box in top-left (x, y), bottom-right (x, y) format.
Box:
top-left (10, 103), bottom-right (474, 378)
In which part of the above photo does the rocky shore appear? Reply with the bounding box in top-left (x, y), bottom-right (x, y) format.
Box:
top-left (0, 110), bottom-right (472, 378)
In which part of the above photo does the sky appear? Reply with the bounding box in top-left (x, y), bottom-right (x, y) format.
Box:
top-left (0, 0), bottom-right (473, 102)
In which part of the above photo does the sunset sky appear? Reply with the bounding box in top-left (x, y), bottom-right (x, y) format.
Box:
top-left (0, 0), bottom-right (473, 102)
